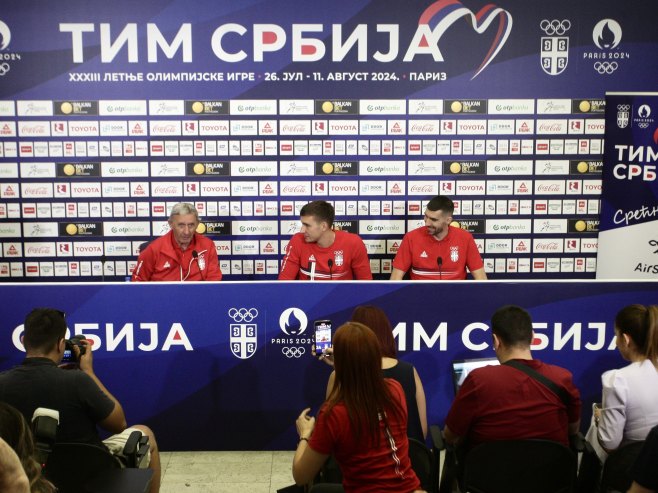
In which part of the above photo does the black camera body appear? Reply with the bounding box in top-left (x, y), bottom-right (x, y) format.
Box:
top-left (61, 335), bottom-right (87, 364)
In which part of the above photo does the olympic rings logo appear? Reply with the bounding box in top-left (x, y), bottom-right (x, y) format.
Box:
top-left (282, 346), bottom-right (305, 358)
top-left (594, 61), bottom-right (618, 74)
top-left (617, 104), bottom-right (630, 111)
top-left (228, 307), bottom-right (259, 323)
top-left (638, 123), bottom-right (650, 129)
top-left (0, 63), bottom-right (10, 76)
top-left (540, 19), bottom-right (571, 36)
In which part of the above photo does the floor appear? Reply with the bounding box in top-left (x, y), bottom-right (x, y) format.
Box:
top-left (159, 450), bottom-right (297, 493)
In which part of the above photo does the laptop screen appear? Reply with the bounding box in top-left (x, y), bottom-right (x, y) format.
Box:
top-left (451, 357), bottom-right (500, 394)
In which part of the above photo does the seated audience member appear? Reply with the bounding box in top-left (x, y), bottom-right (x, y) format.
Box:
top-left (293, 322), bottom-right (423, 492)
top-left (132, 202), bottom-right (221, 281)
top-left (0, 308), bottom-right (161, 493)
top-left (320, 305), bottom-right (427, 442)
top-left (0, 402), bottom-right (55, 493)
top-left (0, 437), bottom-right (29, 493)
top-left (278, 200), bottom-right (372, 280)
top-left (586, 304), bottom-right (658, 461)
top-left (627, 425), bottom-right (658, 493)
top-left (444, 305), bottom-right (581, 450)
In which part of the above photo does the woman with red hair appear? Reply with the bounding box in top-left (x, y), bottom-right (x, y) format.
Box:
top-left (322, 305), bottom-right (427, 442)
top-left (293, 322), bottom-right (423, 493)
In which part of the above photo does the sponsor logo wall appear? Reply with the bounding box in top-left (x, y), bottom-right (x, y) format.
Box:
top-left (0, 1), bottom-right (656, 280)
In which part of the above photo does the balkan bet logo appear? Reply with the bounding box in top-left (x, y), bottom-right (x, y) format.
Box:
top-left (418, 0), bottom-right (513, 79)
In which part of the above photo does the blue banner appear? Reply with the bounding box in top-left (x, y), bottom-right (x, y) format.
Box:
top-left (597, 92), bottom-right (658, 278)
top-left (1, 281), bottom-right (657, 449)
top-left (2, 0), bottom-right (658, 281)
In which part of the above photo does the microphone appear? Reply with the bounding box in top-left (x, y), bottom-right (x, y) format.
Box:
top-left (192, 250), bottom-right (205, 280)
top-left (327, 258), bottom-right (334, 280)
top-left (437, 256), bottom-right (443, 280)
top-left (308, 261), bottom-right (316, 281)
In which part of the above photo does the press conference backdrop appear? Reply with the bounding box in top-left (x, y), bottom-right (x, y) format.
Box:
top-left (1, 0), bottom-right (658, 281)
top-left (1, 281), bottom-right (657, 450)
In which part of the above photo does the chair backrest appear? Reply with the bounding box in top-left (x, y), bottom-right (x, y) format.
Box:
top-left (408, 437), bottom-right (437, 492)
top-left (600, 441), bottom-right (645, 493)
top-left (43, 442), bottom-right (121, 493)
top-left (462, 439), bottom-right (577, 493)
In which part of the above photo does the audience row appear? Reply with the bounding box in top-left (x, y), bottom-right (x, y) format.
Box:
top-left (0, 303), bottom-right (656, 492)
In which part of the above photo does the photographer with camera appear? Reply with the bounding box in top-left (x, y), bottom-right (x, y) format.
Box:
top-left (0, 308), bottom-right (161, 493)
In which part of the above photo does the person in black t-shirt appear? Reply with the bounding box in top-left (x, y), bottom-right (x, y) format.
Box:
top-left (0, 308), bottom-right (161, 493)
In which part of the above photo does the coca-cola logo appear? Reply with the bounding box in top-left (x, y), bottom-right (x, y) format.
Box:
top-left (537, 184), bottom-right (562, 192)
top-left (27, 246), bottom-right (51, 254)
top-left (154, 186), bottom-right (178, 194)
top-left (23, 186), bottom-right (49, 195)
top-left (21, 125), bottom-right (47, 134)
top-left (152, 124), bottom-right (177, 133)
top-left (282, 124), bottom-right (307, 132)
top-left (282, 185), bottom-right (308, 193)
top-left (535, 242), bottom-right (560, 251)
top-left (410, 123), bottom-right (436, 132)
top-left (410, 185), bottom-right (434, 192)
top-left (538, 123), bottom-right (564, 132)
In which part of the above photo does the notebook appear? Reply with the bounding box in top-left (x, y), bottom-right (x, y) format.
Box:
top-left (451, 357), bottom-right (500, 394)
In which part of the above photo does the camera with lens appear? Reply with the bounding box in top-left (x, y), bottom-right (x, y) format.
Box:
top-left (61, 335), bottom-right (87, 365)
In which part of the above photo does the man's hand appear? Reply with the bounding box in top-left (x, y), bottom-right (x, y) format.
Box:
top-left (76, 339), bottom-right (95, 374)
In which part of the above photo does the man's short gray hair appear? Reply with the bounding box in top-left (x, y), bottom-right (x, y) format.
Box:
top-left (169, 202), bottom-right (199, 221)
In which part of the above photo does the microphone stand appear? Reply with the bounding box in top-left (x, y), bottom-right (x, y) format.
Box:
top-left (328, 259), bottom-right (334, 280)
top-left (437, 257), bottom-right (443, 280)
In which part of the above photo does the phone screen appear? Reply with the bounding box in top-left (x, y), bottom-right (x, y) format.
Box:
top-left (314, 320), bottom-right (332, 355)
top-left (61, 348), bottom-right (75, 364)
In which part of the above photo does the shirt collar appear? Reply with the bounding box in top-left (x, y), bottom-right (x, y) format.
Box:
top-left (22, 357), bottom-right (58, 367)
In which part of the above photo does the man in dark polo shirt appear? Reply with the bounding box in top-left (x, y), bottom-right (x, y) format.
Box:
top-left (0, 308), bottom-right (161, 493)
top-left (444, 305), bottom-right (581, 449)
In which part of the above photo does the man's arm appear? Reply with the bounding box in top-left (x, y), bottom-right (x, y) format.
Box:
top-left (390, 233), bottom-right (411, 280)
top-left (351, 237), bottom-right (373, 280)
top-left (77, 341), bottom-right (127, 433)
top-left (443, 425), bottom-right (463, 447)
top-left (278, 236), bottom-right (301, 280)
top-left (470, 267), bottom-right (487, 280)
top-left (202, 240), bottom-right (222, 281)
top-left (131, 246), bottom-right (154, 282)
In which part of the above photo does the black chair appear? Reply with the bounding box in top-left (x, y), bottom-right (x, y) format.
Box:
top-left (32, 408), bottom-right (152, 493)
top-left (460, 439), bottom-right (577, 493)
top-left (309, 485), bottom-right (345, 493)
top-left (599, 441), bottom-right (645, 493)
top-left (408, 425), bottom-right (444, 493)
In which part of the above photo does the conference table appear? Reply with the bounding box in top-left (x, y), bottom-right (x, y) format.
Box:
top-left (1, 280), bottom-right (656, 450)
